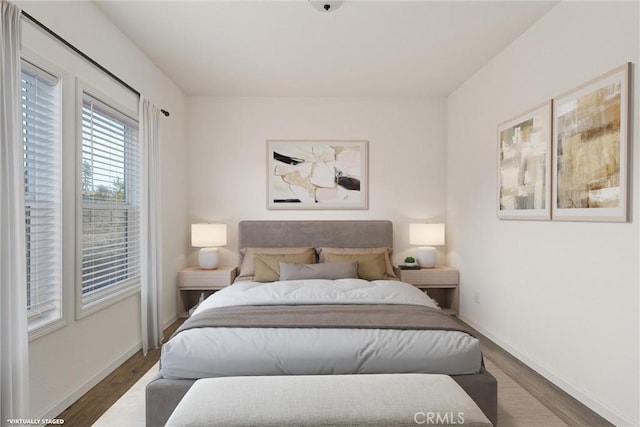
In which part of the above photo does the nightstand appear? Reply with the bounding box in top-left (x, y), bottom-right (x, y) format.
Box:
top-left (178, 266), bottom-right (237, 317)
top-left (399, 266), bottom-right (459, 315)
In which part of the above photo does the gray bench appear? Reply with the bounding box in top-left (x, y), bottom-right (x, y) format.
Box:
top-left (165, 373), bottom-right (493, 426)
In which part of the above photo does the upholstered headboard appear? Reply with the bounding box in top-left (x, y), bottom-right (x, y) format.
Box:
top-left (238, 220), bottom-right (393, 250)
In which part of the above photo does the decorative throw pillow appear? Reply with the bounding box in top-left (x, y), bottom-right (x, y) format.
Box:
top-left (279, 262), bottom-right (358, 281)
top-left (238, 247), bottom-right (315, 279)
top-left (325, 252), bottom-right (387, 281)
top-left (317, 247), bottom-right (397, 279)
top-left (253, 252), bottom-right (315, 282)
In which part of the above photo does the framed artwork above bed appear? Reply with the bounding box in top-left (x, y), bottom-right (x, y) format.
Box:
top-left (267, 140), bottom-right (369, 210)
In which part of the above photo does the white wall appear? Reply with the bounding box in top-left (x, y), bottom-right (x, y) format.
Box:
top-left (16, 1), bottom-right (188, 419)
top-left (187, 97), bottom-right (447, 267)
top-left (447, 2), bottom-right (639, 425)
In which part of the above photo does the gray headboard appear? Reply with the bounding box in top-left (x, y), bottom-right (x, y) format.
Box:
top-left (238, 220), bottom-right (393, 249)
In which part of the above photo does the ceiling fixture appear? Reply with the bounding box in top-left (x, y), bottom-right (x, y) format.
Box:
top-left (308, 0), bottom-right (343, 13)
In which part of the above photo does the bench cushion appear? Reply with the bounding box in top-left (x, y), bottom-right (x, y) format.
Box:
top-left (166, 374), bottom-right (492, 426)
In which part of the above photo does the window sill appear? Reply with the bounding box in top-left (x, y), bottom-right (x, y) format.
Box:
top-left (29, 317), bottom-right (68, 342)
top-left (76, 284), bottom-right (140, 321)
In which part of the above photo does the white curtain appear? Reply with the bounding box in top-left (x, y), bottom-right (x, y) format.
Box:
top-left (140, 97), bottom-right (163, 355)
top-left (0, 1), bottom-right (30, 424)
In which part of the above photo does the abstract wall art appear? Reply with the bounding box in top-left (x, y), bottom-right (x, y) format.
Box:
top-left (552, 63), bottom-right (630, 222)
top-left (267, 140), bottom-right (368, 210)
top-left (497, 102), bottom-right (552, 220)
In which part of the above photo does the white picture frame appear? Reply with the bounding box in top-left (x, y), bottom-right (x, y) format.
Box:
top-left (267, 140), bottom-right (369, 210)
top-left (552, 63), bottom-right (631, 222)
top-left (497, 102), bottom-right (552, 220)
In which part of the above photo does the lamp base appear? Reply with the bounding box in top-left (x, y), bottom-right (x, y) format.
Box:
top-left (416, 247), bottom-right (437, 268)
top-left (198, 248), bottom-right (220, 269)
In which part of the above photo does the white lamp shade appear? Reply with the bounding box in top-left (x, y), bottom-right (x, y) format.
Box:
top-left (409, 223), bottom-right (445, 246)
top-left (191, 223), bottom-right (227, 247)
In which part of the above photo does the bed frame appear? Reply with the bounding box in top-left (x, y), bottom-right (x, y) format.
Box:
top-left (146, 220), bottom-right (497, 426)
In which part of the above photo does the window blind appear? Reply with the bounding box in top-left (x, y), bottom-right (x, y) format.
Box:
top-left (21, 60), bottom-right (62, 329)
top-left (81, 93), bottom-right (140, 307)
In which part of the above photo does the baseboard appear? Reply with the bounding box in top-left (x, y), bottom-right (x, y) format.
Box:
top-left (37, 341), bottom-right (142, 420)
top-left (459, 315), bottom-right (635, 427)
top-left (163, 314), bottom-right (178, 331)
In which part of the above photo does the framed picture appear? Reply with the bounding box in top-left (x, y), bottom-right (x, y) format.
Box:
top-left (497, 102), bottom-right (552, 220)
top-left (267, 140), bottom-right (369, 210)
top-left (552, 63), bottom-right (631, 222)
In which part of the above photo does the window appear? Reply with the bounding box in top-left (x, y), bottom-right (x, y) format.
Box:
top-left (21, 59), bottom-right (63, 332)
top-left (79, 92), bottom-right (140, 312)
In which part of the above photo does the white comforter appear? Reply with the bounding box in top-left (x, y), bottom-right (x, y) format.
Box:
top-left (194, 278), bottom-right (439, 313)
top-left (161, 279), bottom-right (481, 380)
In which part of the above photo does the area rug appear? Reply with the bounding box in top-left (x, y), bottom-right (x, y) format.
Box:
top-left (93, 362), bottom-right (158, 427)
top-left (93, 357), bottom-right (567, 426)
top-left (484, 357), bottom-right (567, 427)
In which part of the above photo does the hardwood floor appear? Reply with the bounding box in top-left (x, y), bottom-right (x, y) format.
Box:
top-left (57, 319), bottom-right (184, 426)
top-left (58, 317), bottom-right (612, 427)
top-left (461, 320), bottom-right (613, 427)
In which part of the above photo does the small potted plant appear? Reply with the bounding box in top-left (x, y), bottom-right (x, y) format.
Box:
top-left (404, 256), bottom-right (416, 267)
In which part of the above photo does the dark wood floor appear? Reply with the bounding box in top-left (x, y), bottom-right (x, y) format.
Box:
top-left (58, 317), bottom-right (612, 426)
top-left (57, 319), bottom-right (184, 426)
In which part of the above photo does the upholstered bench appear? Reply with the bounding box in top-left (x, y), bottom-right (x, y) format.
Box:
top-left (165, 373), bottom-right (493, 426)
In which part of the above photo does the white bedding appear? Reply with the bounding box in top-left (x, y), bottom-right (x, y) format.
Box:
top-left (194, 278), bottom-right (439, 313)
top-left (161, 279), bottom-right (482, 380)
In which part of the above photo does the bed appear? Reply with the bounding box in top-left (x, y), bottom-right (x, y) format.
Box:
top-left (146, 220), bottom-right (497, 426)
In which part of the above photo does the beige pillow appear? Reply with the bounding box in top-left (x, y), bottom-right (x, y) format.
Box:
top-left (254, 252), bottom-right (315, 282)
top-left (317, 247), bottom-right (397, 279)
top-left (238, 247), bottom-right (315, 278)
top-left (325, 252), bottom-right (387, 281)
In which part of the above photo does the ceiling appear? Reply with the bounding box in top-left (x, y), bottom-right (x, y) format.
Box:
top-left (95, 1), bottom-right (558, 97)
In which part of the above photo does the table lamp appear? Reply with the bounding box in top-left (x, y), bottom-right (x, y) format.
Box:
top-left (191, 223), bottom-right (227, 269)
top-left (409, 223), bottom-right (445, 268)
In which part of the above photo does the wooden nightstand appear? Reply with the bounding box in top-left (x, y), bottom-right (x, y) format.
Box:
top-left (399, 266), bottom-right (459, 316)
top-left (178, 266), bottom-right (237, 317)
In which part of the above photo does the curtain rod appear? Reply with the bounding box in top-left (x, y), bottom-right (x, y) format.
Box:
top-left (22, 10), bottom-right (170, 117)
